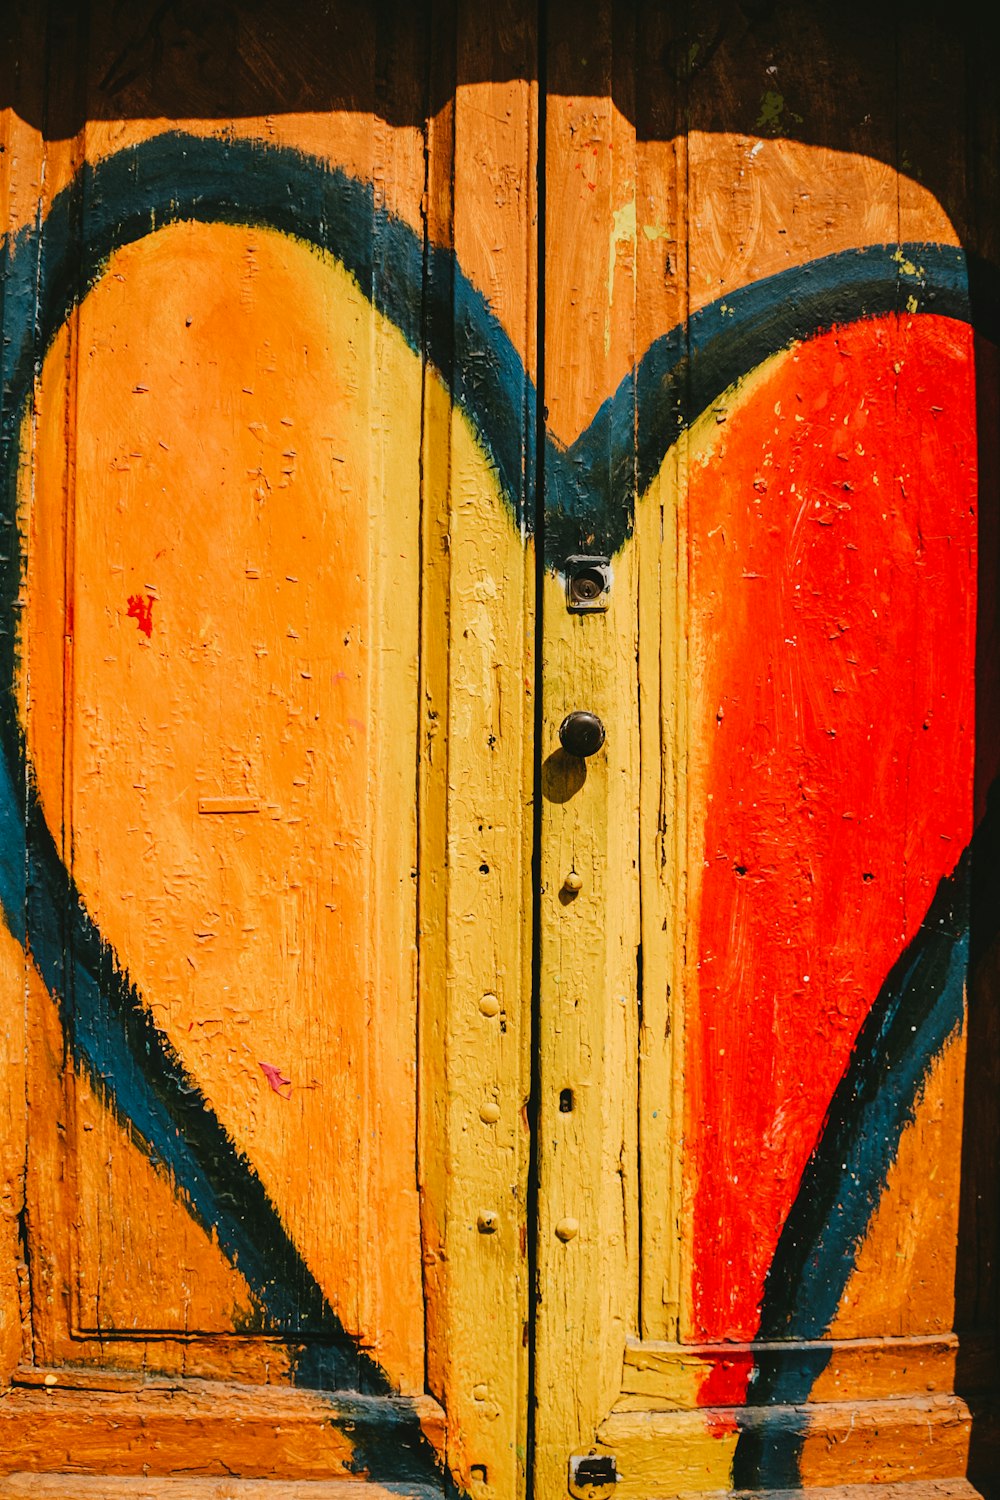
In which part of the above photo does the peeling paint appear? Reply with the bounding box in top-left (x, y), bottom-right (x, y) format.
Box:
top-left (605, 196), bottom-right (636, 354)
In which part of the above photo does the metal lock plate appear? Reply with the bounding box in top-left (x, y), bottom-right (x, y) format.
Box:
top-left (569, 1453), bottom-right (618, 1496)
top-left (564, 555), bottom-right (611, 612)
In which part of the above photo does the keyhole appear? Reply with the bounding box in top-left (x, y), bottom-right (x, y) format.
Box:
top-left (571, 571), bottom-right (603, 601)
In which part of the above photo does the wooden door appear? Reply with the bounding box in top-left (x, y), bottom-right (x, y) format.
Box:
top-left (532, 3), bottom-right (1000, 1496)
top-left (3, 3), bottom-right (1000, 1499)
top-left (0, 2), bottom-right (536, 1494)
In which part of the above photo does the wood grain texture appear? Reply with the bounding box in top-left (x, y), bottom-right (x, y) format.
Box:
top-left (417, 8), bottom-right (536, 1497)
top-left (1, 3), bottom-right (999, 1496)
top-left (600, 1488), bottom-right (983, 1500)
top-left (618, 1333), bottom-right (996, 1411)
top-left (0, 1482), bottom-right (442, 1500)
top-left (0, 13), bottom-right (47, 1393)
top-left (532, 6), bottom-right (641, 1496)
top-left (4, 4), bottom-right (531, 1490)
top-left (0, 1382), bottom-right (445, 1483)
top-left (530, 5), bottom-right (999, 1491)
top-left (829, 1029), bottom-right (966, 1340)
top-left (21, 217), bottom-right (427, 1378)
top-left (595, 1395), bottom-right (980, 1494)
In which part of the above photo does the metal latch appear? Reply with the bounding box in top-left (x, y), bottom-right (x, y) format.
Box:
top-left (564, 555), bottom-right (611, 612)
top-left (569, 1452), bottom-right (618, 1495)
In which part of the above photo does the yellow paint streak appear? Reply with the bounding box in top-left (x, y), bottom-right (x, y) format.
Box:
top-left (892, 248), bottom-right (921, 276)
top-left (634, 431), bottom-right (687, 1341)
top-left (418, 376), bottom-right (533, 1495)
top-left (533, 554), bottom-right (642, 1493)
top-left (416, 46), bottom-right (536, 1495)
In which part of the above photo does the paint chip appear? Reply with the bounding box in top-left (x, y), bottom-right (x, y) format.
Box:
top-left (259, 1062), bottom-right (292, 1098)
top-left (126, 593), bottom-right (154, 637)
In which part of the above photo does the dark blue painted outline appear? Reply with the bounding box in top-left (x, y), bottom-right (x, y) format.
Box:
top-left (0, 131), bottom-right (997, 1485)
top-left (546, 242), bottom-right (998, 561)
top-left (732, 850), bottom-right (972, 1485)
top-left (731, 779), bottom-right (1000, 1485)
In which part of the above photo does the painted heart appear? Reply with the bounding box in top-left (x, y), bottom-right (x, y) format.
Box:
top-left (1, 130), bottom-right (998, 1490)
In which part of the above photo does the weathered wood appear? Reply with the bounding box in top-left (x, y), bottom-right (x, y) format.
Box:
top-left (23, 214), bottom-right (428, 1373)
top-left (0, 1383), bottom-right (445, 1483)
top-left (0, 4), bottom-right (47, 1393)
top-left (2, 3), bottom-right (999, 1495)
top-left (634, 1487), bottom-right (982, 1500)
top-left (0, 1482), bottom-right (442, 1500)
top-left (13, 0), bottom-right (436, 1388)
top-left (532, 5), bottom-right (641, 1497)
top-left (596, 1395), bottom-right (986, 1494)
top-left (618, 1334), bottom-right (997, 1408)
top-left (417, 6), bottom-right (536, 1495)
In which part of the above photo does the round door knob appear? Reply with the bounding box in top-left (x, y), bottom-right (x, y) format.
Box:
top-left (559, 711), bottom-right (606, 758)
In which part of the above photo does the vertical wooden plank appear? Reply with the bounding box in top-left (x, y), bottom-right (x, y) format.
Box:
top-left (833, 10), bottom-right (983, 1347)
top-left (533, 2), bottom-right (640, 1491)
top-left (632, 1), bottom-right (690, 1348)
top-left (0, 917), bottom-right (26, 1382)
top-left (419, 3), bottom-right (536, 1494)
top-left (893, 10), bottom-right (1000, 1358)
top-left (0, 0), bottom-right (59, 1384)
top-left (361, 0), bottom-right (430, 1394)
top-left (674, 3), bottom-right (913, 1352)
top-left (30, 0), bottom-right (90, 1372)
top-left (418, 1), bottom-right (458, 1417)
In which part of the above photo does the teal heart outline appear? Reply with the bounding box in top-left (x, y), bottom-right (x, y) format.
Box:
top-left (0, 130), bottom-right (997, 1487)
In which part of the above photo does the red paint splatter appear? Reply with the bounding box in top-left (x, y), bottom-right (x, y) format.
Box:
top-left (698, 1350), bottom-right (754, 1408)
top-left (127, 592), bottom-right (155, 637)
top-left (259, 1061), bottom-right (292, 1098)
top-left (684, 314), bottom-right (981, 1341)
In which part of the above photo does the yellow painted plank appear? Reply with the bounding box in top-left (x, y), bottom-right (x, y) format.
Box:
top-left (418, 11), bottom-right (537, 1497)
top-left (533, 15), bottom-right (641, 1494)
